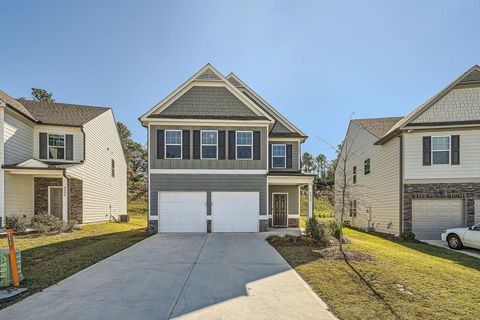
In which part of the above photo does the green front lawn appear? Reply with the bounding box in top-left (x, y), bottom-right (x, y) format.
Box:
top-left (0, 198), bottom-right (150, 309)
top-left (300, 194), bottom-right (334, 228)
top-left (272, 229), bottom-right (480, 320)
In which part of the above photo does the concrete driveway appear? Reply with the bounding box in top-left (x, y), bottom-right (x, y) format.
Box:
top-left (422, 240), bottom-right (480, 258)
top-left (0, 233), bottom-right (336, 320)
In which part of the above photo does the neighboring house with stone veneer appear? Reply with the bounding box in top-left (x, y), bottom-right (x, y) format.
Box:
top-left (139, 64), bottom-right (315, 233)
top-left (0, 90), bottom-right (127, 226)
top-left (335, 65), bottom-right (480, 240)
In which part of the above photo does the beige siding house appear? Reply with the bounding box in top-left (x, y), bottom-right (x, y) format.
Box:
top-left (0, 91), bottom-right (127, 226)
top-left (140, 64), bottom-right (315, 233)
top-left (335, 65), bottom-right (480, 239)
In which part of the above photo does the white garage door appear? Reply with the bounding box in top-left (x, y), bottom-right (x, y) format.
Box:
top-left (211, 192), bottom-right (259, 232)
top-left (412, 199), bottom-right (464, 240)
top-left (158, 192), bottom-right (207, 233)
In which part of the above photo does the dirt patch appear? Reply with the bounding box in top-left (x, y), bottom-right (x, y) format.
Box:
top-left (313, 247), bottom-right (374, 262)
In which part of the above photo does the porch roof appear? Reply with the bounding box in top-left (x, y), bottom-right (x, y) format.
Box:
top-left (268, 172), bottom-right (315, 185)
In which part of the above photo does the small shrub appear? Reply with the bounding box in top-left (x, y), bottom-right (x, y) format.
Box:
top-left (342, 220), bottom-right (351, 228)
top-left (5, 214), bottom-right (28, 234)
top-left (32, 212), bottom-right (65, 234)
top-left (329, 221), bottom-right (342, 240)
top-left (305, 218), bottom-right (330, 242)
top-left (400, 231), bottom-right (416, 241)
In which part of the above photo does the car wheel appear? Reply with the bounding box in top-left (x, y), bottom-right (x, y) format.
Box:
top-left (447, 234), bottom-right (463, 250)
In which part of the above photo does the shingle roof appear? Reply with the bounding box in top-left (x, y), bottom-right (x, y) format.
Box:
top-left (19, 100), bottom-right (110, 126)
top-left (352, 117), bottom-right (404, 138)
top-left (0, 90), bottom-right (35, 120)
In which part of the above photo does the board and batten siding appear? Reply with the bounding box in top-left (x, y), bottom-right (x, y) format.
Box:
top-left (4, 111), bottom-right (34, 164)
top-left (149, 174), bottom-right (267, 217)
top-left (68, 110), bottom-right (127, 223)
top-left (335, 121), bottom-right (401, 235)
top-left (33, 125), bottom-right (84, 162)
top-left (149, 125), bottom-right (267, 170)
top-left (403, 128), bottom-right (480, 180)
top-left (269, 141), bottom-right (300, 172)
top-left (4, 173), bottom-right (34, 221)
top-left (269, 185), bottom-right (299, 216)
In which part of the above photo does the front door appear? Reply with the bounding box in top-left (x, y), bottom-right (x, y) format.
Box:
top-left (272, 194), bottom-right (287, 227)
top-left (49, 187), bottom-right (63, 219)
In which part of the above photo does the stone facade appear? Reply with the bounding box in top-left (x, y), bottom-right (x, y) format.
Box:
top-left (149, 220), bottom-right (158, 233)
top-left (403, 183), bottom-right (479, 232)
top-left (34, 177), bottom-right (63, 215)
top-left (69, 178), bottom-right (83, 223)
top-left (34, 177), bottom-right (83, 222)
top-left (259, 220), bottom-right (268, 232)
top-left (288, 218), bottom-right (299, 227)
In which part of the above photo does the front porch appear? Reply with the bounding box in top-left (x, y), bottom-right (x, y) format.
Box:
top-left (2, 165), bottom-right (83, 226)
top-left (267, 173), bottom-right (315, 230)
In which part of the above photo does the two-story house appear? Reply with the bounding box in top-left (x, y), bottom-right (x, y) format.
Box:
top-left (0, 90), bottom-right (127, 227)
top-left (140, 64), bottom-right (314, 233)
top-left (335, 65), bottom-right (480, 240)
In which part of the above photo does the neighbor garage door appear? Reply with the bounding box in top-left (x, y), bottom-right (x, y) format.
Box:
top-left (158, 192), bottom-right (207, 233)
top-left (412, 199), bottom-right (464, 240)
top-left (211, 192), bottom-right (259, 232)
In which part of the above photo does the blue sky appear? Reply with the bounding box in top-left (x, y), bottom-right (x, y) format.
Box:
top-left (1, 1), bottom-right (479, 159)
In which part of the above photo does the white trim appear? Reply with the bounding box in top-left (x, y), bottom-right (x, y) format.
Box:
top-left (269, 137), bottom-right (305, 142)
top-left (268, 175), bottom-right (315, 185)
top-left (226, 72), bottom-right (307, 136)
top-left (271, 192), bottom-right (288, 227)
top-left (164, 129), bottom-right (182, 159)
top-left (150, 169), bottom-right (267, 175)
top-left (141, 119), bottom-right (272, 126)
top-left (200, 130), bottom-right (218, 160)
top-left (48, 186), bottom-right (63, 218)
top-left (47, 133), bottom-right (66, 161)
top-left (140, 64), bottom-right (274, 122)
top-left (431, 135), bottom-right (450, 165)
top-left (271, 144), bottom-right (286, 169)
top-left (235, 130), bottom-right (253, 160)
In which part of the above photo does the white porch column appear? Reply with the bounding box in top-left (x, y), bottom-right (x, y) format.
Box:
top-left (62, 176), bottom-right (69, 222)
top-left (308, 181), bottom-right (313, 219)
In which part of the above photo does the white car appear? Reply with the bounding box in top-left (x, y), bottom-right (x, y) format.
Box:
top-left (441, 224), bottom-right (480, 250)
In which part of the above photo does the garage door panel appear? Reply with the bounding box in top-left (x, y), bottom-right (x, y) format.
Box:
top-left (212, 192), bottom-right (259, 232)
top-left (159, 192), bottom-right (207, 233)
top-left (412, 199), bottom-right (464, 240)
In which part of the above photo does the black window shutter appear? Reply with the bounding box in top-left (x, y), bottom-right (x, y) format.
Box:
top-left (451, 135), bottom-right (460, 165)
top-left (269, 144), bottom-right (272, 169)
top-left (218, 131), bottom-right (226, 159)
top-left (157, 130), bottom-right (164, 159)
top-left (39, 132), bottom-right (48, 159)
top-left (228, 130), bottom-right (236, 160)
top-left (182, 130), bottom-right (190, 159)
top-left (193, 130), bottom-right (200, 159)
top-left (422, 136), bottom-right (431, 166)
top-left (253, 131), bottom-right (261, 160)
top-left (66, 134), bottom-right (74, 160)
top-left (286, 144), bottom-right (293, 168)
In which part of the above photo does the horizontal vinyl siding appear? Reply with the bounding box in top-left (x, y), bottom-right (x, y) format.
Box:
top-left (4, 173), bottom-right (34, 221)
top-left (404, 129), bottom-right (480, 180)
top-left (33, 125), bottom-right (83, 162)
top-left (150, 125), bottom-right (267, 170)
top-left (269, 185), bottom-right (299, 216)
top-left (4, 111), bottom-right (33, 164)
top-left (68, 110), bottom-right (127, 223)
top-left (150, 174), bottom-right (267, 217)
top-left (335, 121), bottom-right (400, 235)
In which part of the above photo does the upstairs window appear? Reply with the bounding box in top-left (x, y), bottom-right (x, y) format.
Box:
top-left (111, 159), bottom-right (115, 177)
top-left (236, 131), bottom-right (253, 159)
top-left (364, 158), bottom-right (370, 175)
top-left (272, 144), bottom-right (286, 168)
top-left (165, 130), bottom-right (182, 159)
top-left (48, 134), bottom-right (65, 160)
top-left (353, 166), bottom-right (357, 184)
top-left (201, 130), bottom-right (218, 159)
top-left (432, 136), bottom-right (450, 165)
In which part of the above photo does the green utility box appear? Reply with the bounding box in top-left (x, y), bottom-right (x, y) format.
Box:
top-left (0, 249), bottom-right (24, 288)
